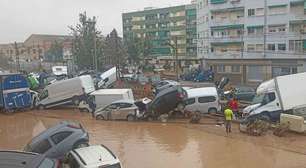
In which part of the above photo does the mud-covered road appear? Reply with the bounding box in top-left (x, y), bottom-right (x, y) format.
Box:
top-left (1, 109), bottom-right (306, 168)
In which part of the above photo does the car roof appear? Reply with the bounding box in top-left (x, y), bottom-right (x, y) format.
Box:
top-left (28, 121), bottom-right (79, 145)
top-left (91, 89), bottom-right (131, 95)
top-left (187, 87), bottom-right (218, 98)
top-left (111, 99), bottom-right (135, 104)
top-left (0, 151), bottom-right (45, 168)
top-left (72, 145), bottom-right (118, 166)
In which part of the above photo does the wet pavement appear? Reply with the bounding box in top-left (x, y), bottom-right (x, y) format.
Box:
top-left (1, 109), bottom-right (306, 168)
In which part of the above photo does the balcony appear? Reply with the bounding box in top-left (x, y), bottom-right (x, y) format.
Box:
top-left (204, 51), bottom-right (306, 59)
top-left (209, 0), bottom-right (244, 11)
top-left (210, 36), bottom-right (243, 43)
top-left (209, 18), bottom-right (245, 27)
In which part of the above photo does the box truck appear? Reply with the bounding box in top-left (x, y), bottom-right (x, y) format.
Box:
top-left (242, 72), bottom-right (306, 122)
top-left (97, 67), bottom-right (117, 89)
top-left (78, 89), bottom-right (134, 112)
top-left (37, 75), bottom-right (95, 109)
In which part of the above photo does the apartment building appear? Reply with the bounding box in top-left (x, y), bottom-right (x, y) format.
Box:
top-left (122, 4), bottom-right (198, 68)
top-left (197, 0), bottom-right (306, 85)
top-left (0, 34), bottom-right (72, 61)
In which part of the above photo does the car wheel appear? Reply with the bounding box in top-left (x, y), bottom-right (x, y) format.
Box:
top-left (208, 108), bottom-right (217, 114)
top-left (72, 96), bottom-right (80, 106)
top-left (74, 142), bottom-right (89, 149)
top-left (37, 104), bottom-right (45, 110)
top-left (147, 116), bottom-right (154, 122)
top-left (96, 115), bottom-right (105, 120)
top-left (127, 115), bottom-right (135, 122)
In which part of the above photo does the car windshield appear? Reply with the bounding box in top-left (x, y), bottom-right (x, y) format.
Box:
top-left (252, 94), bottom-right (264, 104)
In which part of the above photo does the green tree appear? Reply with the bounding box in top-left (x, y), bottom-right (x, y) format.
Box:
top-left (44, 41), bottom-right (63, 62)
top-left (69, 12), bottom-right (104, 70)
top-left (103, 29), bottom-right (127, 78)
top-left (125, 34), bottom-right (152, 65)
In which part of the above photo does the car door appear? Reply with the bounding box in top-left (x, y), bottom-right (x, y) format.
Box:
top-left (50, 131), bottom-right (73, 158)
top-left (117, 103), bottom-right (135, 119)
top-left (109, 103), bottom-right (121, 120)
top-left (198, 96), bottom-right (216, 113)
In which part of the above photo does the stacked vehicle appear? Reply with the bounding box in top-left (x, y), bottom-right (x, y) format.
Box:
top-left (0, 73), bottom-right (33, 113)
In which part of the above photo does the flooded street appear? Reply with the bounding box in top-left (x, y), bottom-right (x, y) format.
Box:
top-left (1, 110), bottom-right (306, 168)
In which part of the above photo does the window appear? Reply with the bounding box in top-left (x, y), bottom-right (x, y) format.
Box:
top-left (248, 9), bottom-right (255, 16)
top-left (269, 5), bottom-right (287, 15)
top-left (39, 90), bottom-right (48, 100)
top-left (118, 103), bottom-right (133, 108)
top-left (272, 67), bottom-right (297, 77)
top-left (231, 65), bottom-right (241, 73)
top-left (256, 44), bottom-right (264, 51)
top-left (185, 98), bottom-right (195, 105)
top-left (247, 44), bottom-right (255, 51)
top-left (217, 65), bottom-right (225, 72)
top-left (289, 40), bottom-right (304, 53)
top-left (51, 131), bottom-right (72, 144)
top-left (262, 92), bottom-right (276, 105)
top-left (248, 28), bottom-right (255, 35)
top-left (32, 139), bottom-right (52, 154)
top-left (256, 8), bottom-right (264, 16)
top-left (268, 44), bottom-right (276, 51)
top-left (247, 65), bottom-right (264, 82)
top-left (278, 44), bottom-right (286, 51)
top-left (198, 96), bottom-right (216, 103)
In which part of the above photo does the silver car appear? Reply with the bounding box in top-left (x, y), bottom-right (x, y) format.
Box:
top-left (24, 121), bottom-right (89, 159)
top-left (95, 99), bottom-right (140, 121)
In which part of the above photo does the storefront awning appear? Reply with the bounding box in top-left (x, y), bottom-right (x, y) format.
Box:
top-left (211, 24), bottom-right (244, 30)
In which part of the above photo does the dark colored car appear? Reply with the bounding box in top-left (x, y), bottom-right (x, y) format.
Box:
top-left (24, 121), bottom-right (89, 159)
top-left (224, 86), bottom-right (256, 102)
top-left (146, 86), bottom-right (187, 120)
top-left (0, 151), bottom-right (60, 168)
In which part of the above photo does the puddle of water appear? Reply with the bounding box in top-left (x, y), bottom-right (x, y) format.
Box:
top-left (0, 111), bottom-right (306, 168)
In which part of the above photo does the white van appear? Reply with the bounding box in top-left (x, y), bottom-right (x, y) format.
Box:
top-left (185, 87), bottom-right (221, 114)
top-left (37, 75), bottom-right (95, 109)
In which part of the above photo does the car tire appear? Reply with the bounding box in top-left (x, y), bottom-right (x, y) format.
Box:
top-left (127, 115), bottom-right (135, 122)
top-left (147, 116), bottom-right (154, 122)
top-left (37, 104), bottom-right (45, 110)
top-left (208, 108), bottom-right (217, 114)
top-left (96, 115), bottom-right (105, 120)
top-left (72, 96), bottom-right (80, 106)
top-left (260, 113), bottom-right (270, 122)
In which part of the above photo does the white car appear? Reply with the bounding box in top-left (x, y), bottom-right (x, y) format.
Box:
top-left (65, 145), bottom-right (122, 168)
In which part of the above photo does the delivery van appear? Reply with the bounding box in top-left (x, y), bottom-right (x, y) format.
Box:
top-left (37, 75), bottom-right (95, 109)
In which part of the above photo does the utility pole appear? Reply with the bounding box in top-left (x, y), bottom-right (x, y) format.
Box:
top-left (263, 0), bottom-right (267, 58)
top-left (14, 42), bottom-right (20, 72)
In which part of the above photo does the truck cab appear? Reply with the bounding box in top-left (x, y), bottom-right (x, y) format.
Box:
top-left (243, 79), bottom-right (282, 122)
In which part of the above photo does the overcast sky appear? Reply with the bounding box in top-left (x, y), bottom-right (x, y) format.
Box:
top-left (0, 0), bottom-right (191, 43)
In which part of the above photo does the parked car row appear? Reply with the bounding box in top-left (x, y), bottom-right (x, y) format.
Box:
top-left (0, 121), bottom-right (122, 168)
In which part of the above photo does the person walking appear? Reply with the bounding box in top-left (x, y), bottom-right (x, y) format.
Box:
top-left (224, 107), bottom-right (234, 134)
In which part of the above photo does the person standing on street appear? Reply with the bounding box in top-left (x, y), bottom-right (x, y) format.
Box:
top-left (224, 107), bottom-right (234, 134)
top-left (228, 97), bottom-right (239, 118)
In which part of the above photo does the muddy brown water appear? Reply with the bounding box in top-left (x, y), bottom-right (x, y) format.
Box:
top-left (0, 110), bottom-right (306, 168)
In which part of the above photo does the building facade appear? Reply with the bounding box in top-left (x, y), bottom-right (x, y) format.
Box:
top-left (0, 34), bottom-right (72, 62)
top-left (197, 0), bottom-right (306, 85)
top-left (122, 4), bottom-right (198, 69)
